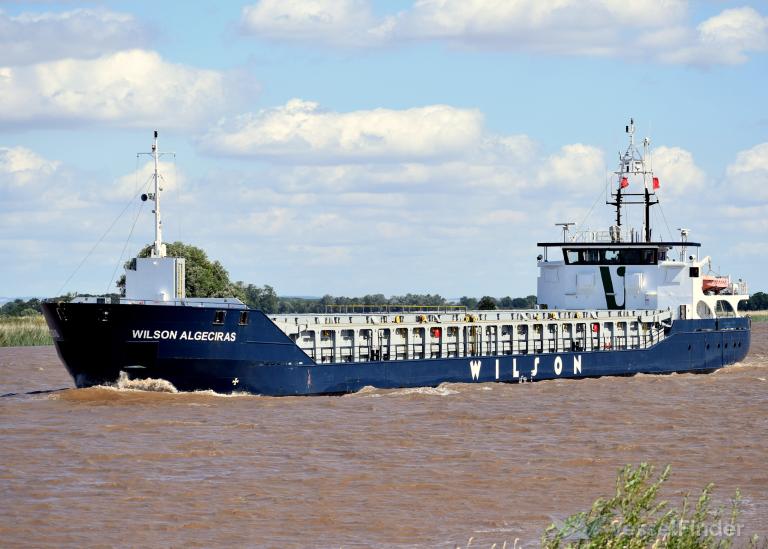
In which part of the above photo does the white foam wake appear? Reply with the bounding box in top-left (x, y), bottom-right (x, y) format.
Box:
top-left (387, 384), bottom-right (459, 397)
top-left (113, 371), bottom-right (178, 393)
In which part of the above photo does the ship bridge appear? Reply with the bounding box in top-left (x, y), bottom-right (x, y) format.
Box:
top-left (535, 240), bottom-right (750, 319)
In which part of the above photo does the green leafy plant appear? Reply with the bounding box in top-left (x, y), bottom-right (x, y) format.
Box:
top-left (542, 463), bottom-right (764, 548)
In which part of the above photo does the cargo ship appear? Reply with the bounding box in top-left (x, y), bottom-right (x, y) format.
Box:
top-left (42, 122), bottom-right (751, 395)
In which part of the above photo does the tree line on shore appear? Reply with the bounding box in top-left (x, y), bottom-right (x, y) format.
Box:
top-left (234, 286), bottom-right (538, 314)
top-left (5, 241), bottom-right (767, 316)
top-left (0, 292), bottom-right (539, 317)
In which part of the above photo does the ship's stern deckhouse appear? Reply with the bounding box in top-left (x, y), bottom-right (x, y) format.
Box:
top-left (536, 240), bottom-right (747, 319)
top-left (536, 119), bottom-right (749, 320)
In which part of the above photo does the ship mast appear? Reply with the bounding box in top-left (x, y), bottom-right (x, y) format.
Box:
top-left (140, 130), bottom-right (170, 258)
top-left (606, 119), bottom-right (659, 242)
top-left (151, 131), bottom-right (164, 257)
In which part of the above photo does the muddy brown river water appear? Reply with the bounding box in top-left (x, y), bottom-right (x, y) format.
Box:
top-left (1, 323), bottom-right (767, 547)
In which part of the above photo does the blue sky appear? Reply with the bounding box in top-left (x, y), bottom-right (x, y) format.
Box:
top-left (1, 0), bottom-right (766, 299)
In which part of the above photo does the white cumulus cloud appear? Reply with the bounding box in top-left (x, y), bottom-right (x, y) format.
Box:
top-left (650, 146), bottom-right (706, 196)
top-left (537, 143), bottom-right (605, 193)
top-left (205, 99), bottom-right (484, 162)
top-left (393, 0), bottom-right (686, 50)
top-left (0, 50), bottom-right (245, 129)
top-left (659, 7), bottom-right (768, 66)
top-left (726, 142), bottom-right (768, 202)
top-left (0, 146), bottom-right (60, 187)
top-left (240, 0), bottom-right (385, 46)
top-left (0, 8), bottom-right (148, 65)
top-left (238, 0), bottom-right (768, 66)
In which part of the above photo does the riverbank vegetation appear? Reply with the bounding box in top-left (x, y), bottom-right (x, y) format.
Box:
top-left (740, 291), bottom-right (768, 311)
top-left (542, 463), bottom-right (765, 548)
top-left (748, 310), bottom-right (768, 322)
top-left (0, 315), bottom-right (52, 347)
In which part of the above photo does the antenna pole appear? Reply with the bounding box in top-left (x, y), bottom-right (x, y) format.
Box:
top-left (151, 130), bottom-right (164, 258)
top-left (555, 222), bottom-right (576, 242)
top-left (643, 136), bottom-right (651, 242)
top-left (644, 187), bottom-right (651, 242)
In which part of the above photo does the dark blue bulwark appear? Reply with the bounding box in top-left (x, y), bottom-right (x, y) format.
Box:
top-left (42, 302), bottom-right (752, 396)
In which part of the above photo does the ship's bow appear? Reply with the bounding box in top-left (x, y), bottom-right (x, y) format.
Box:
top-left (42, 301), bottom-right (126, 387)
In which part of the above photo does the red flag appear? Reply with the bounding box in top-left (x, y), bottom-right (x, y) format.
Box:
top-left (620, 177), bottom-right (629, 188)
top-left (653, 177), bottom-right (660, 190)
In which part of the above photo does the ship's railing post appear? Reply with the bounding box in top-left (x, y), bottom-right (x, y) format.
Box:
top-left (332, 329), bottom-right (340, 363)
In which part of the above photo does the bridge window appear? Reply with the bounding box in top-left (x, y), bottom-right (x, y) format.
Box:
top-left (563, 248), bottom-right (657, 265)
top-left (604, 250), bottom-right (620, 263)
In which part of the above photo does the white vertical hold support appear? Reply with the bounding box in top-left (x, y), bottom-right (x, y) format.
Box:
top-left (495, 358), bottom-right (499, 380)
top-left (333, 329), bottom-right (340, 363)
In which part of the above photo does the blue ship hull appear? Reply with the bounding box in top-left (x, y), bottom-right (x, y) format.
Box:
top-left (42, 302), bottom-right (751, 396)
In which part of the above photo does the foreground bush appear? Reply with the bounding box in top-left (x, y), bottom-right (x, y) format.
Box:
top-left (542, 463), bottom-right (765, 548)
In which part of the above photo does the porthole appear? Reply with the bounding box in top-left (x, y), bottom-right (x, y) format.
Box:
top-left (706, 344), bottom-right (710, 350)
top-left (239, 311), bottom-right (249, 325)
top-left (687, 345), bottom-right (692, 351)
top-left (725, 343), bottom-right (729, 349)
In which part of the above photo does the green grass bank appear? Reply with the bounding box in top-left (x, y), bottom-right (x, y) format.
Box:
top-left (0, 315), bottom-right (53, 347)
top-left (747, 310), bottom-right (768, 322)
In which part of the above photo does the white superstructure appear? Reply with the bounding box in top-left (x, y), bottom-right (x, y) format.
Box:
top-left (537, 120), bottom-right (748, 320)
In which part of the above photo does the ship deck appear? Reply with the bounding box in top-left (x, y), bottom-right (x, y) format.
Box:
top-left (269, 308), bottom-right (672, 364)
